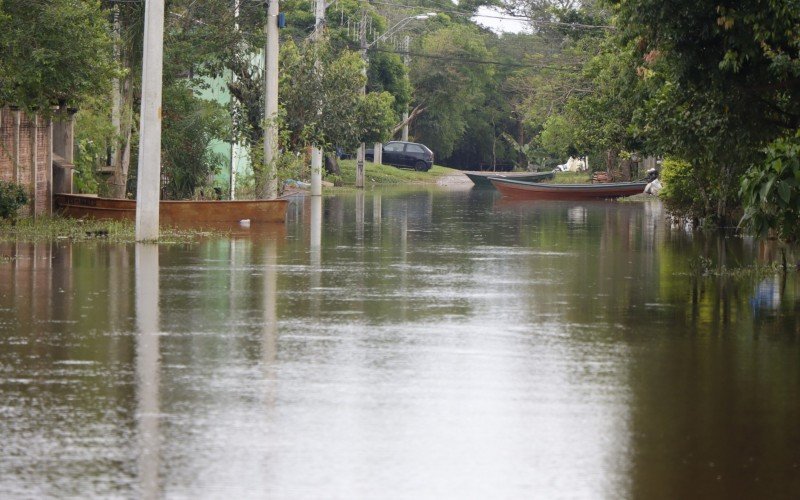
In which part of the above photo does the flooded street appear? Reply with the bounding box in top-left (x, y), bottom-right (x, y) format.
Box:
top-left (1, 187), bottom-right (799, 499)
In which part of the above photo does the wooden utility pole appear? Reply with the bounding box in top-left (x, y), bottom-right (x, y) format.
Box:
top-left (135, 0), bottom-right (165, 241)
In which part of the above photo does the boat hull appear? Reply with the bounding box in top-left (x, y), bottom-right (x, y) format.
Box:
top-left (465, 171), bottom-right (554, 188)
top-left (54, 194), bottom-right (289, 224)
top-left (489, 178), bottom-right (647, 200)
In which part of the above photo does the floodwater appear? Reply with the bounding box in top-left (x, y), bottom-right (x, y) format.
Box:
top-left (1, 186), bottom-right (799, 499)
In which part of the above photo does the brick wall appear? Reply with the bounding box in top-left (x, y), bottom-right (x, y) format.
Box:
top-left (0, 107), bottom-right (53, 217)
top-left (0, 108), bottom-right (17, 184)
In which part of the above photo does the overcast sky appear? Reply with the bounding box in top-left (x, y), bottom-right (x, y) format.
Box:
top-left (472, 6), bottom-right (530, 34)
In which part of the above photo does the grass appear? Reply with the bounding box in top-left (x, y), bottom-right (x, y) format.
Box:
top-left (328, 160), bottom-right (458, 186)
top-left (542, 171), bottom-right (593, 184)
top-left (0, 217), bottom-right (222, 243)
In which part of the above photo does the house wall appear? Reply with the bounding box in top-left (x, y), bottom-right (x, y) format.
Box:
top-left (0, 107), bottom-right (53, 217)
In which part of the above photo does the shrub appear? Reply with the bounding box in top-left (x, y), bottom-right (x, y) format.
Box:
top-left (740, 131), bottom-right (800, 242)
top-left (0, 181), bottom-right (28, 220)
top-left (659, 157), bottom-right (708, 224)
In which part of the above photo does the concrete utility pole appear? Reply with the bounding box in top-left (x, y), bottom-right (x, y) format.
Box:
top-left (310, 0), bottom-right (325, 196)
top-left (356, 12), bottom-right (367, 189)
top-left (230, 0), bottom-right (240, 200)
top-left (135, 0), bottom-right (165, 241)
top-left (262, 0), bottom-right (280, 199)
top-left (402, 35), bottom-right (410, 142)
top-left (111, 3), bottom-right (122, 196)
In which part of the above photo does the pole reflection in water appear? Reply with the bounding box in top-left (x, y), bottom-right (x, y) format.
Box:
top-left (310, 195), bottom-right (323, 316)
top-left (310, 195), bottom-right (322, 266)
top-left (135, 243), bottom-right (160, 500)
top-left (261, 238), bottom-right (279, 404)
top-left (373, 192), bottom-right (382, 245)
top-left (373, 192), bottom-right (382, 224)
top-left (355, 190), bottom-right (365, 244)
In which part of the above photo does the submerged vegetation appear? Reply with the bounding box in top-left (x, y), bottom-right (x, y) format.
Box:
top-left (0, 218), bottom-right (222, 244)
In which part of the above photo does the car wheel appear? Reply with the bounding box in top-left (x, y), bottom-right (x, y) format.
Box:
top-left (414, 161), bottom-right (427, 172)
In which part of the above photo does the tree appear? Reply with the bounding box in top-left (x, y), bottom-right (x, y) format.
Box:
top-left (740, 131), bottom-right (800, 242)
top-left (0, 0), bottom-right (117, 111)
top-left (160, 82), bottom-right (230, 200)
top-left (607, 0), bottom-right (800, 224)
top-left (410, 24), bottom-right (495, 158)
top-left (280, 37), bottom-right (396, 153)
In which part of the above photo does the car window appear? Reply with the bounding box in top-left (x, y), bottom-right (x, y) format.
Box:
top-left (385, 143), bottom-right (403, 152)
top-left (406, 144), bottom-right (424, 153)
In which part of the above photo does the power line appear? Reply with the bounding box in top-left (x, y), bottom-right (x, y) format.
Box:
top-left (368, 1), bottom-right (616, 31)
top-left (369, 47), bottom-right (584, 72)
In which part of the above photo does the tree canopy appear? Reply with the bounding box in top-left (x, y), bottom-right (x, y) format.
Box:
top-left (0, 0), bottom-right (117, 112)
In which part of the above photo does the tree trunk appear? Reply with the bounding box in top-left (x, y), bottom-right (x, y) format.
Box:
top-left (517, 119), bottom-right (525, 171)
top-left (112, 76), bottom-right (134, 198)
top-left (324, 153), bottom-right (340, 176)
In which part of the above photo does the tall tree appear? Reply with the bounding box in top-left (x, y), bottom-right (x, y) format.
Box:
top-left (0, 0), bottom-right (117, 111)
top-left (280, 37), bottom-right (396, 153)
top-left (607, 0), bottom-right (800, 224)
top-left (410, 24), bottom-right (495, 158)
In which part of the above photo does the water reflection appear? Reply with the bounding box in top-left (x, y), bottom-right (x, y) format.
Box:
top-left (135, 244), bottom-right (160, 499)
top-left (1, 189), bottom-right (799, 498)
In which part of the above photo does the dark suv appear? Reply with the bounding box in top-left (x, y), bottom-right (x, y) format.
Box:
top-left (366, 141), bottom-right (434, 172)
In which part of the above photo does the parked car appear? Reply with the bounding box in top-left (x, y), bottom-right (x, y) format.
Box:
top-left (366, 141), bottom-right (434, 172)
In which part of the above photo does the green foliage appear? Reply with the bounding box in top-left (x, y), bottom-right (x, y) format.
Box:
top-left (564, 39), bottom-right (644, 158)
top-left (740, 131), bottom-right (800, 242)
top-left (604, 0), bottom-right (800, 224)
top-left (0, 0), bottom-right (118, 111)
top-left (658, 158), bottom-right (708, 223)
top-left (0, 180), bottom-right (27, 220)
top-left (160, 82), bottom-right (231, 200)
top-left (358, 92), bottom-right (396, 145)
top-left (73, 140), bottom-right (102, 194)
top-left (244, 130), bottom-right (308, 197)
top-left (281, 37), bottom-right (395, 152)
top-left (73, 95), bottom-right (117, 194)
top-left (411, 24), bottom-right (495, 158)
top-left (539, 115), bottom-right (576, 158)
top-left (367, 52), bottom-right (411, 114)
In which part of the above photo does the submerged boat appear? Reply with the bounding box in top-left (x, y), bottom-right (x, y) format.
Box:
top-left (465, 171), bottom-right (555, 188)
top-left (489, 177), bottom-right (648, 200)
top-left (54, 193), bottom-right (289, 225)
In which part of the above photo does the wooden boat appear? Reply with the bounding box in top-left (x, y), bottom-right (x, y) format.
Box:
top-left (489, 177), bottom-right (648, 200)
top-left (54, 193), bottom-right (289, 224)
top-left (465, 171), bottom-right (555, 188)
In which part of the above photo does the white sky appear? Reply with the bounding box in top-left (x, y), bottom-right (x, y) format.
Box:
top-left (472, 6), bottom-right (530, 34)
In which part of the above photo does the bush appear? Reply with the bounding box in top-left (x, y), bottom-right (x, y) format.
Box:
top-left (659, 157), bottom-right (708, 224)
top-left (740, 131), bottom-right (800, 242)
top-left (0, 181), bottom-right (28, 220)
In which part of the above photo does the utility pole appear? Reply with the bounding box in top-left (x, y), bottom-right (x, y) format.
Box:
top-left (402, 35), bottom-right (410, 142)
top-left (310, 0), bottom-right (325, 196)
top-left (135, 0), bottom-right (165, 241)
top-left (111, 3), bottom-right (122, 197)
top-left (356, 12), bottom-right (367, 189)
top-left (230, 0), bottom-right (240, 200)
top-left (262, 0), bottom-right (280, 199)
